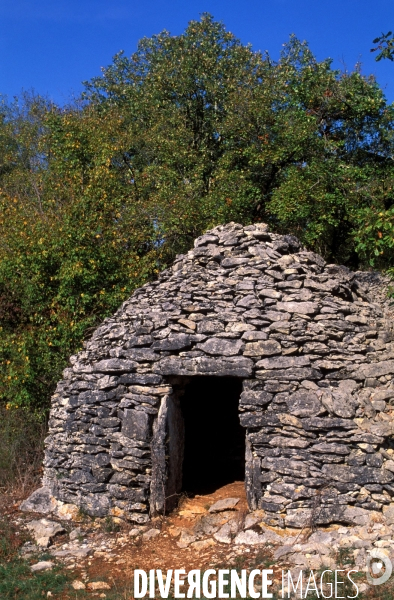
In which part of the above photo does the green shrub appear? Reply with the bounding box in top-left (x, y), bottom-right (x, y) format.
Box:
top-left (0, 406), bottom-right (45, 494)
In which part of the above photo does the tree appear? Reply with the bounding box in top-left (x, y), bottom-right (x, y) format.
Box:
top-left (0, 96), bottom-right (158, 414)
top-left (1, 15), bottom-right (394, 415)
top-left (84, 18), bottom-right (394, 264)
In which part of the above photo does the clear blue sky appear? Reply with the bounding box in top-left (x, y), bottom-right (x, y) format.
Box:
top-left (0, 0), bottom-right (393, 105)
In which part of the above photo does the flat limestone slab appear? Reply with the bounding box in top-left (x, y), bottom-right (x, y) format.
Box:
top-left (209, 498), bottom-right (240, 513)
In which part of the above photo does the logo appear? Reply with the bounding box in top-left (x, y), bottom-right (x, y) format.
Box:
top-left (366, 550), bottom-right (392, 586)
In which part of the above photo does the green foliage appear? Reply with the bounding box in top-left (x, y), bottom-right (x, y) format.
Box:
top-left (0, 556), bottom-right (69, 600)
top-left (84, 14), bottom-right (261, 253)
top-left (354, 207), bottom-right (394, 266)
top-left (0, 406), bottom-right (45, 491)
top-left (84, 20), bottom-right (394, 263)
top-left (1, 15), bottom-right (394, 415)
top-left (0, 95), bottom-right (159, 414)
top-left (0, 515), bottom-right (69, 600)
top-left (103, 515), bottom-right (121, 534)
top-left (371, 31), bottom-right (394, 62)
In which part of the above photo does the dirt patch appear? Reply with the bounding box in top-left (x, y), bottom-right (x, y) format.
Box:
top-left (4, 482), bottom-right (277, 598)
top-left (5, 481), bottom-right (392, 599)
top-left (74, 482), bottom-right (257, 588)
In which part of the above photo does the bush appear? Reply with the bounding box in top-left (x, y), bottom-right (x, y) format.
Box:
top-left (0, 407), bottom-right (45, 495)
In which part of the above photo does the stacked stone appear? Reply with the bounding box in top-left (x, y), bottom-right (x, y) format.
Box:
top-left (43, 222), bottom-right (394, 527)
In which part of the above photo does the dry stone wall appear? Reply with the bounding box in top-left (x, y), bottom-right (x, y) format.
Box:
top-left (42, 222), bottom-right (394, 528)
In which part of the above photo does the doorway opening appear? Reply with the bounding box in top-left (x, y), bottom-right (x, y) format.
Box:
top-left (179, 376), bottom-right (244, 495)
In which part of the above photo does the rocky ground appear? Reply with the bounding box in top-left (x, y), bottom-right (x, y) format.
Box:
top-left (3, 481), bottom-right (394, 598)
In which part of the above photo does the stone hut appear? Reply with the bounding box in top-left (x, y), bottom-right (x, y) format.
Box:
top-left (40, 222), bottom-right (394, 528)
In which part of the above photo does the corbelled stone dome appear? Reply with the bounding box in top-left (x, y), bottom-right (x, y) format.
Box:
top-left (38, 222), bottom-right (394, 528)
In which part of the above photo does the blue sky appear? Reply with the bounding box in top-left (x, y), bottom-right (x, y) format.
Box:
top-left (0, 0), bottom-right (393, 105)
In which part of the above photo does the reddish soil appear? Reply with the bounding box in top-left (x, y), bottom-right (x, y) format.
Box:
top-left (84, 481), bottom-right (273, 587)
top-left (1, 481), bottom-right (279, 598)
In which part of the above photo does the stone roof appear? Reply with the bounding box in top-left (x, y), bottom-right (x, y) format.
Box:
top-left (41, 222), bottom-right (394, 527)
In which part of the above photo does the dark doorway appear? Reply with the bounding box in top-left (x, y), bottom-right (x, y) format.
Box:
top-left (180, 376), bottom-right (244, 494)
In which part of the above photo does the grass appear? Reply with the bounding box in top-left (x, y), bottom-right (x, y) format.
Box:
top-left (0, 409), bottom-right (78, 599)
top-left (0, 559), bottom-right (69, 599)
top-left (0, 406), bottom-right (46, 496)
top-left (103, 515), bottom-right (122, 534)
top-left (0, 514), bottom-right (70, 600)
top-left (0, 514), bottom-right (138, 599)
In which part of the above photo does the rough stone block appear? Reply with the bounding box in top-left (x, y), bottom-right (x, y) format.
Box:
top-left (256, 356), bottom-right (310, 370)
top-left (286, 391), bottom-right (322, 417)
top-left (20, 487), bottom-right (57, 514)
top-left (196, 337), bottom-right (244, 356)
top-left (93, 359), bottom-right (137, 373)
top-left (240, 390), bottom-right (273, 406)
top-left (157, 356), bottom-right (254, 377)
top-left (276, 301), bottom-right (319, 315)
top-left (244, 340), bottom-right (281, 357)
top-left (122, 409), bottom-right (150, 441)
